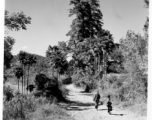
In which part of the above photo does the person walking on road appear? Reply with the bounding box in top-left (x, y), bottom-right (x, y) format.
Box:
top-left (93, 91), bottom-right (100, 110)
top-left (107, 95), bottom-right (112, 114)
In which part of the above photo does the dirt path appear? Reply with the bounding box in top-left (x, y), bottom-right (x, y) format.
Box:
top-left (64, 84), bottom-right (146, 120)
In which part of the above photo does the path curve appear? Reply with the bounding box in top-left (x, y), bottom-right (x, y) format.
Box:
top-left (64, 84), bottom-right (146, 120)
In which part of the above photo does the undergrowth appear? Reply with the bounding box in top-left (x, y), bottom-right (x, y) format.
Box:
top-left (3, 94), bottom-right (74, 120)
top-left (99, 74), bottom-right (147, 116)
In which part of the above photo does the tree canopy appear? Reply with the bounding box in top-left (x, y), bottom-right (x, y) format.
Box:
top-left (4, 10), bottom-right (31, 69)
top-left (67, 0), bottom-right (103, 49)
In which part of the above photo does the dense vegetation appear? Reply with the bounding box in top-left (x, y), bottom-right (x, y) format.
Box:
top-left (3, 0), bottom-right (148, 119)
top-left (3, 10), bottom-right (72, 120)
top-left (64, 0), bottom-right (148, 115)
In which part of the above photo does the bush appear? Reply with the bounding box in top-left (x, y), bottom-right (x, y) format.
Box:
top-left (27, 84), bottom-right (35, 92)
top-left (62, 77), bottom-right (72, 85)
top-left (3, 85), bottom-right (14, 101)
top-left (35, 74), bottom-right (49, 91)
top-left (3, 95), bottom-right (35, 120)
top-left (34, 73), bottom-right (66, 101)
top-left (3, 94), bottom-right (51, 120)
top-left (33, 90), bottom-right (44, 97)
top-left (72, 73), bottom-right (98, 92)
top-left (101, 73), bottom-right (147, 115)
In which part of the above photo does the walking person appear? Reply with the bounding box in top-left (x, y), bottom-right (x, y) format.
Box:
top-left (93, 91), bottom-right (100, 110)
top-left (107, 95), bottom-right (112, 114)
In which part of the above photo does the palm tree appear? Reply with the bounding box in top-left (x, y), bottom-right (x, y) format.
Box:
top-left (46, 45), bottom-right (68, 79)
top-left (18, 51), bottom-right (37, 94)
top-left (14, 67), bottom-right (23, 92)
top-left (26, 54), bottom-right (37, 94)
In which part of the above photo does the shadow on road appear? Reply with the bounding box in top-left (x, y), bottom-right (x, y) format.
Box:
top-left (60, 100), bottom-right (94, 111)
top-left (68, 100), bottom-right (94, 107)
top-left (98, 109), bottom-right (108, 111)
top-left (77, 93), bottom-right (93, 96)
top-left (66, 106), bottom-right (92, 111)
top-left (110, 113), bottom-right (125, 116)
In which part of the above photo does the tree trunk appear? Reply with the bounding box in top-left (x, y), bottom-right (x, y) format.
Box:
top-left (22, 76), bottom-right (23, 94)
top-left (85, 85), bottom-right (90, 93)
top-left (23, 65), bottom-right (26, 94)
top-left (52, 65), bottom-right (54, 78)
top-left (22, 65), bottom-right (24, 94)
top-left (24, 67), bottom-right (26, 94)
top-left (18, 78), bottom-right (19, 92)
top-left (27, 66), bottom-right (30, 94)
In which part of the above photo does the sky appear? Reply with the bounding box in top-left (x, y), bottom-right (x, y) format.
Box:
top-left (5, 0), bottom-right (148, 57)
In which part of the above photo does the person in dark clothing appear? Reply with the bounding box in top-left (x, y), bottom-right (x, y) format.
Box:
top-left (93, 91), bottom-right (100, 110)
top-left (107, 95), bottom-right (112, 114)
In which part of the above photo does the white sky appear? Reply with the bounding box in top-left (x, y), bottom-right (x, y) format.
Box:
top-left (5, 0), bottom-right (148, 57)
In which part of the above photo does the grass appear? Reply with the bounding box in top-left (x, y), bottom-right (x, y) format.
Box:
top-left (31, 104), bottom-right (74, 120)
top-left (3, 94), bottom-right (74, 120)
top-left (97, 73), bottom-right (147, 116)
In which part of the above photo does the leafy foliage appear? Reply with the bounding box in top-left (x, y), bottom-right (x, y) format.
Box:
top-left (35, 74), bottom-right (50, 91)
top-left (67, 0), bottom-right (103, 47)
top-left (3, 95), bottom-right (50, 120)
top-left (120, 31), bottom-right (148, 74)
top-left (17, 51), bottom-right (37, 93)
top-left (3, 85), bottom-right (14, 101)
top-left (34, 56), bottom-right (50, 74)
top-left (34, 74), bottom-right (65, 101)
top-left (4, 36), bottom-right (15, 69)
top-left (18, 51), bottom-right (37, 66)
top-left (5, 10), bottom-right (31, 31)
top-left (14, 67), bottom-right (23, 79)
top-left (119, 31), bottom-right (148, 100)
top-left (66, 0), bottom-right (116, 92)
top-left (46, 45), bottom-right (68, 75)
top-left (144, 0), bottom-right (149, 8)
top-left (4, 10), bottom-right (31, 84)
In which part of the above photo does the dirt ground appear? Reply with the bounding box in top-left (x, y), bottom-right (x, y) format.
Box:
top-left (5, 82), bottom-right (147, 120)
top-left (63, 84), bottom-right (146, 120)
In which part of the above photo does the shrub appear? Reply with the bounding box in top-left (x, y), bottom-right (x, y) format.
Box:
top-left (3, 94), bottom-right (51, 120)
top-left (33, 90), bottom-right (44, 97)
top-left (35, 74), bottom-right (49, 91)
top-left (3, 95), bottom-right (35, 120)
top-left (27, 84), bottom-right (35, 92)
top-left (62, 77), bottom-right (72, 85)
top-left (34, 73), bottom-right (66, 101)
top-left (3, 85), bottom-right (14, 101)
top-left (72, 73), bottom-right (98, 92)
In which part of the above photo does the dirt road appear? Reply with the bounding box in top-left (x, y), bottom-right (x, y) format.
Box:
top-left (5, 82), bottom-right (146, 120)
top-left (64, 84), bottom-right (146, 120)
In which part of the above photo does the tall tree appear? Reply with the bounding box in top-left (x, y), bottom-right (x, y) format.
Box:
top-left (67, 0), bottom-right (114, 91)
top-left (4, 10), bottom-right (31, 83)
top-left (119, 30), bottom-right (148, 101)
top-left (4, 36), bottom-right (15, 69)
top-left (46, 45), bottom-right (68, 78)
top-left (18, 51), bottom-right (28, 94)
top-left (14, 67), bottom-right (23, 92)
top-left (18, 51), bottom-right (37, 94)
top-left (67, 0), bottom-right (103, 49)
top-left (25, 54), bottom-right (37, 94)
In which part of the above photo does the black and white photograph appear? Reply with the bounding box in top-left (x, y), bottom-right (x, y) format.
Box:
top-left (1, 0), bottom-right (150, 120)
